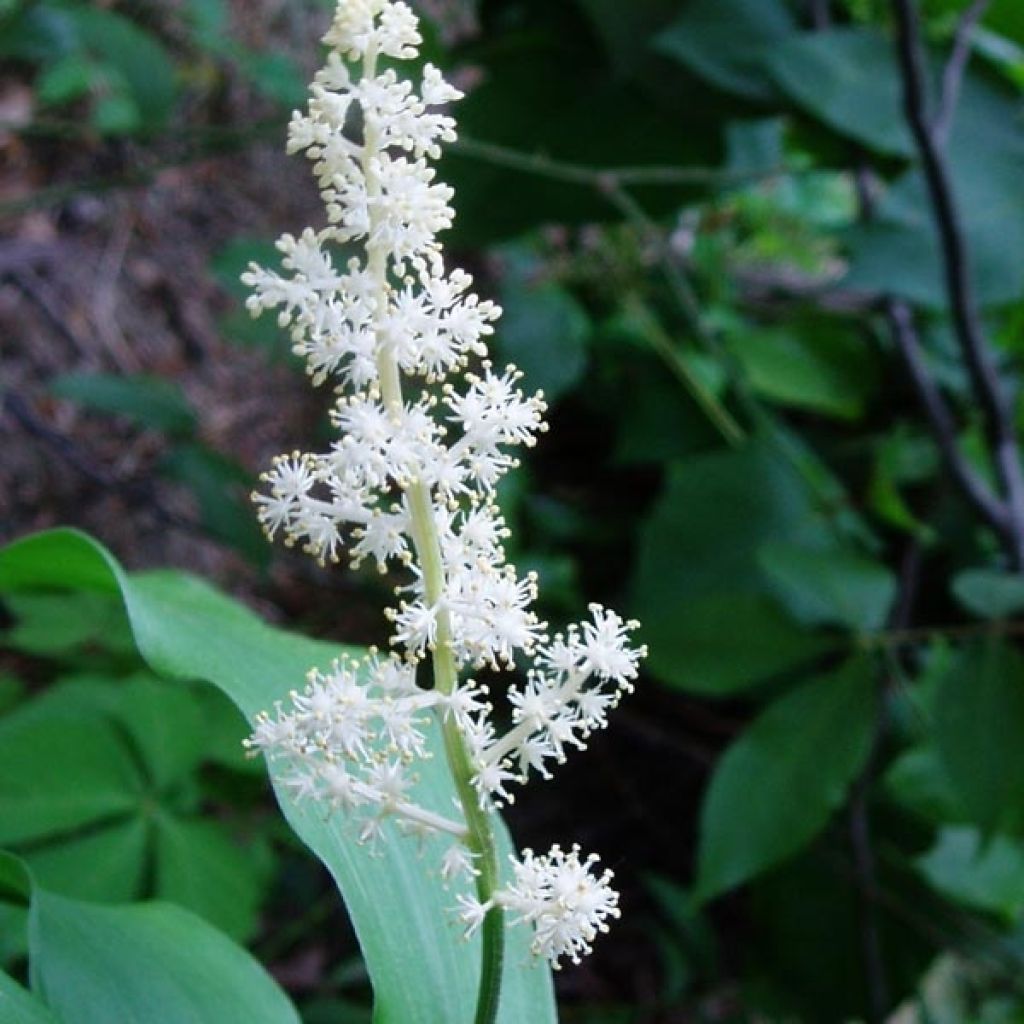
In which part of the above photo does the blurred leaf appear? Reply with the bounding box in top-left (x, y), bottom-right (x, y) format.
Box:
top-left (29, 884), bottom-right (299, 1023)
top-left (884, 745), bottom-right (965, 825)
top-left (843, 74), bottom-right (1024, 308)
top-left (0, 969), bottom-right (58, 1023)
top-left (574, 0), bottom-right (678, 77)
top-left (935, 639), bottom-right (1024, 834)
top-left (50, 373), bottom-right (196, 438)
top-left (632, 437), bottom-right (839, 691)
top-left (211, 238), bottom-right (282, 303)
top-left (91, 91), bottom-right (140, 136)
top-left (759, 543), bottom-right (896, 631)
top-left (114, 676), bottom-right (207, 789)
top-left (916, 826), bottom-right (1024, 922)
top-left (727, 321), bottom-right (876, 421)
top-left (763, 28), bottom-right (912, 156)
top-left (951, 568), bottom-right (1024, 619)
top-left (154, 817), bottom-right (267, 942)
top-left (161, 444), bottom-right (268, 565)
top-left (233, 51), bottom-right (306, 108)
top-left (654, 0), bottom-right (796, 102)
top-left (494, 244), bottom-right (590, 401)
top-left (0, 715), bottom-right (141, 845)
top-left (25, 819), bottom-right (148, 904)
top-left (2, 591), bottom-right (134, 656)
top-left (642, 591), bottom-right (834, 695)
top-left (61, 6), bottom-right (177, 134)
top-left (35, 54), bottom-right (94, 105)
top-left (0, 530), bottom-right (556, 1024)
top-left (695, 657), bottom-right (875, 901)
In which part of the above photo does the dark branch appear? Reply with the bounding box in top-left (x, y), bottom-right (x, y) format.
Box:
top-left (892, 0), bottom-right (1024, 569)
top-left (935, 0), bottom-right (990, 145)
top-left (885, 299), bottom-right (1010, 539)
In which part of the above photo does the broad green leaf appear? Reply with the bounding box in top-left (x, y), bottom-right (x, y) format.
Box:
top-left (0, 970), bottom-right (58, 1023)
top-left (114, 677), bottom-right (207, 789)
top-left (35, 54), bottom-right (95, 106)
top-left (496, 281), bottom-right (589, 402)
top-left (935, 640), bottom-right (1024, 834)
top-left (759, 543), bottom-right (896, 632)
top-left (154, 816), bottom-right (267, 942)
top-left (0, 530), bottom-right (556, 1024)
top-left (631, 438), bottom-right (839, 692)
top-left (642, 592), bottom-right (833, 695)
top-left (30, 889), bottom-right (299, 1024)
top-left (762, 28), bottom-right (912, 156)
top-left (50, 373), bottom-right (195, 438)
top-left (916, 826), bottom-right (1024, 921)
top-left (24, 819), bottom-right (148, 904)
top-left (726, 324), bottom-right (875, 421)
top-left (951, 568), bottom-right (1024, 619)
top-left (695, 658), bottom-right (875, 901)
top-left (61, 7), bottom-right (177, 134)
top-left (2, 591), bottom-right (133, 656)
top-left (0, 715), bottom-right (142, 845)
top-left (654, 0), bottom-right (796, 102)
top-left (883, 746), bottom-right (965, 825)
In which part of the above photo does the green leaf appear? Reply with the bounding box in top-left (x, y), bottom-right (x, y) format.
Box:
top-left (494, 245), bottom-right (590, 402)
top-left (641, 592), bottom-right (833, 695)
top-left (695, 658), bottom-right (875, 901)
top-left (154, 816), bottom-right (267, 942)
top-left (30, 888), bottom-right (299, 1024)
top-left (50, 374), bottom-right (196, 438)
top-left (631, 438), bottom-right (839, 692)
top-left (0, 970), bottom-right (58, 1024)
top-left (762, 28), bottom-right (912, 156)
top-left (935, 639), bottom-right (1024, 834)
top-left (0, 715), bottom-right (142, 845)
top-left (36, 54), bottom-right (95, 106)
top-left (726, 322), bottom-right (875, 421)
top-left (161, 444), bottom-right (269, 564)
top-left (91, 92), bottom-right (141, 137)
top-left (883, 745), bottom-right (965, 825)
top-left (0, 530), bottom-right (556, 1024)
top-left (916, 826), bottom-right (1024, 921)
top-left (25, 819), bottom-right (148, 904)
top-left (952, 568), bottom-right (1024, 619)
top-left (61, 7), bottom-right (177, 134)
top-left (759, 543), bottom-right (896, 632)
top-left (654, 0), bottom-right (797, 102)
top-left (114, 677), bottom-right (207, 790)
top-left (2, 591), bottom-right (134, 656)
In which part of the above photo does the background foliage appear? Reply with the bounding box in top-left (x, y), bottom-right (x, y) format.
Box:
top-left (3, 0), bottom-right (1024, 1021)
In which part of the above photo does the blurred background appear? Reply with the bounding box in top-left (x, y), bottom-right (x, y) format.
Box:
top-left (3, 0), bottom-right (1024, 1020)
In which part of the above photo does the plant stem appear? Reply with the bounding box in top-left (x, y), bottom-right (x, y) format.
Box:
top-left (362, 45), bottom-right (504, 1024)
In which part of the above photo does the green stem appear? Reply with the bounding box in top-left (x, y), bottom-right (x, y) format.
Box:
top-left (361, 45), bottom-right (505, 1024)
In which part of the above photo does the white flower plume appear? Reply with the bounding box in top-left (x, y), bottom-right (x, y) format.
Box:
top-left (244, 0), bottom-right (646, 968)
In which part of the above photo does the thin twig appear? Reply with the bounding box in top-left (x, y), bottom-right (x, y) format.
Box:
top-left (884, 299), bottom-right (1010, 539)
top-left (892, 0), bottom-right (1024, 570)
top-left (934, 0), bottom-right (991, 145)
top-left (451, 136), bottom-right (776, 189)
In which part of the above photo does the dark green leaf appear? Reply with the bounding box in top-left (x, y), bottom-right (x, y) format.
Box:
top-left (759, 543), bottom-right (896, 631)
top-left (654, 0), bottom-right (796, 102)
top-left (642, 592), bottom-right (834, 695)
top-left (916, 826), bottom-right (1024, 921)
top-left (762, 28), bottom-right (912, 156)
top-left (0, 715), bottom-right (142, 845)
top-left (154, 816), bottom-right (267, 942)
top-left (935, 639), bottom-right (1024, 833)
top-left (30, 889), bottom-right (299, 1024)
top-left (35, 54), bottom-right (95, 106)
top-left (883, 745), bottom-right (965, 825)
top-left (2, 591), bottom-right (133, 656)
top-left (952, 568), bottom-right (1024, 619)
top-left (695, 658), bottom-right (875, 901)
top-left (50, 374), bottom-right (196, 438)
top-left (726, 322), bottom-right (875, 421)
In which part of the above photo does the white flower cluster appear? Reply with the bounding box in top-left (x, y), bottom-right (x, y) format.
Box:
top-left (244, 0), bottom-right (645, 969)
